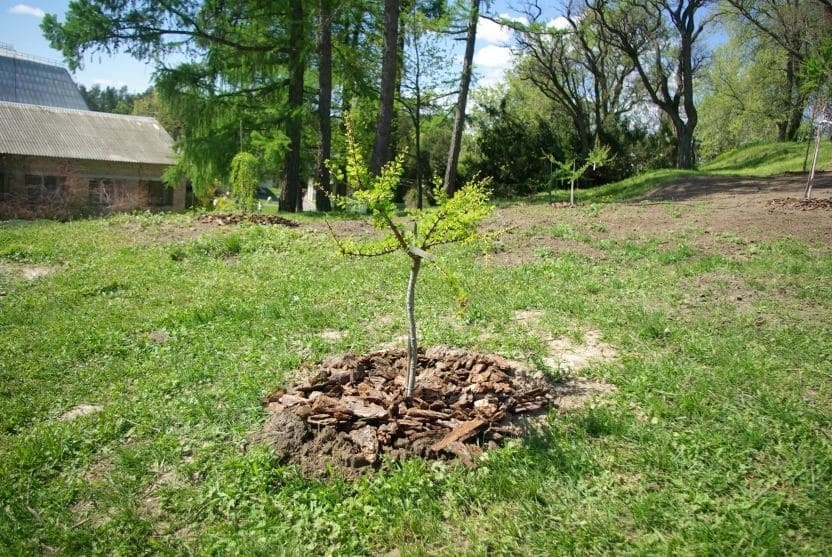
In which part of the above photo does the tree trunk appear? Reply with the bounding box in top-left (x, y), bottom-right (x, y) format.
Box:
top-left (783, 53), bottom-right (805, 141)
top-left (315, 0), bottom-right (333, 212)
top-left (443, 0), bottom-right (479, 197)
top-left (280, 0), bottom-right (305, 212)
top-left (415, 101), bottom-right (423, 209)
top-left (370, 0), bottom-right (400, 175)
top-left (404, 255), bottom-right (421, 399)
top-left (676, 123), bottom-right (695, 169)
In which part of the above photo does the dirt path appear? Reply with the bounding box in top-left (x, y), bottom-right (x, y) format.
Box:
top-left (486, 172), bottom-right (832, 265)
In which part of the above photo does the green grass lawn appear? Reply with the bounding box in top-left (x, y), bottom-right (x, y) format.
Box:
top-left (1, 184), bottom-right (831, 553)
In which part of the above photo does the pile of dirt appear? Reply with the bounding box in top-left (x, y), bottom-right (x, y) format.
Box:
top-left (256, 347), bottom-right (556, 476)
top-left (767, 197), bottom-right (832, 210)
top-left (196, 213), bottom-right (299, 227)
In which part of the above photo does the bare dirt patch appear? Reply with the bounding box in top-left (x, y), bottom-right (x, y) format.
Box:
top-left (483, 173), bottom-right (832, 263)
top-left (139, 466), bottom-right (181, 521)
top-left (59, 404), bottom-right (103, 421)
top-left (624, 172), bottom-right (832, 248)
top-left (543, 330), bottom-right (618, 375)
top-left (196, 213), bottom-right (299, 227)
top-left (512, 310), bottom-right (619, 375)
top-left (513, 309), bottom-right (545, 327)
top-left (255, 347), bottom-right (559, 477)
top-left (319, 329), bottom-right (347, 342)
top-left (0, 262), bottom-right (58, 281)
top-left (489, 234), bottom-right (608, 266)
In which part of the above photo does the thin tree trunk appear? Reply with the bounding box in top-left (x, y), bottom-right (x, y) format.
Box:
top-left (370, 0), bottom-right (400, 175)
top-left (316, 0), bottom-right (333, 212)
top-left (415, 105), bottom-right (422, 209)
top-left (280, 0), bottom-right (305, 212)
top-left (569, 160), bottom-right (576, 206)
top-left (443, 0), bottom-right (479, 196)
top-left (805, 121), bottom-right (823, 200)
top-left (405, 255), bottom-right (421, 399)
top-left (803, 109), bottom-right (815, 172)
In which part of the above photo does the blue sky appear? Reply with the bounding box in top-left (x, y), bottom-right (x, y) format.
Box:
top-left (0, 1), bottom-right (558, 93)
top-left (1, 1), bottom-right (157, 91)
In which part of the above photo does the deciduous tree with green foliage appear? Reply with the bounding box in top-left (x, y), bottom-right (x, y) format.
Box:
top-left (587, 0), bottom-right (715, 169)
top-left (42, 0), bottom-right (312, 209)
top-left (329, 119), bottom-right (493, 399)
top-left (723, 0), bottom-right (831, 142)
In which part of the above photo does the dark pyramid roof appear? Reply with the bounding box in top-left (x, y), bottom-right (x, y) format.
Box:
top-left (0, 48), bottom-right (88, 110)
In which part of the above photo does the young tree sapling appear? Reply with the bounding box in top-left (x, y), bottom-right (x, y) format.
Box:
top-left (328, 118), bottom-right (493, 399)
top-left (551, 141), bottom-right (612, 206)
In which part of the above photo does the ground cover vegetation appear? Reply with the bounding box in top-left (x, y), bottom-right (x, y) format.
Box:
top-left (1, 151), bottom-right (832, 553)
top-left (3, 0), bottom-right (829, 553)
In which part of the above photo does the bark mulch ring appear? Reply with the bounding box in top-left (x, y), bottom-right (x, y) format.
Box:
top-left (255, 346), bottom-right (560, 478)
top-left (196, 213), bottom-right (299, 227)
top-left (767, 197), bottom-right (832, 210)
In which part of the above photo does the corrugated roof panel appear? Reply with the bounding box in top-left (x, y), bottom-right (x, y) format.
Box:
top-left (0, 101), bottom-right (175, 165)
top-left (0, 52), bottom-right (88, 110)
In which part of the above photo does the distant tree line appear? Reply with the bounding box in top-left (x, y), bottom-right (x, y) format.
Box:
top-left (45, 0), bottom-right (832, 207)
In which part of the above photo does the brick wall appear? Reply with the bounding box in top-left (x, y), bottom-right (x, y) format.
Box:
top-left (0, 155), bottom-right (185, 218)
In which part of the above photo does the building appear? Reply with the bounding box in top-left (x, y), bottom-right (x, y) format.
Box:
top-left (0, 46), bottom-right (88, 110)
top-left (0, 47), bottom-right (183, 218)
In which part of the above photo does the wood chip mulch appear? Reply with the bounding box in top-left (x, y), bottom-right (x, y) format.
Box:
top-left (767, 197), bottom-right (832, 210)
top-left (256, 347), bottom-right (555, 475)
top-left (197, 213), bottom-right (299, 227)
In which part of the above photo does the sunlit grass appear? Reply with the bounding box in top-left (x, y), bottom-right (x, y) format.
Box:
top-left (1, 202), bottom-right (830, 554)
top-left (702, 140), bottom-right (832, 175)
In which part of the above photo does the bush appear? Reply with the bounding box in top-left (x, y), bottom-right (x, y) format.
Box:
top-left (229, 152), bottom-right (259, 212)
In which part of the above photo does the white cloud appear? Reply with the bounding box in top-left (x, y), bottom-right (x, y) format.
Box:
top-left (473, 44), bottom-right (513, 69)
top-left (547, 16), bottom-right (572, 31)
top-left (476, 13), bottom-right (528, 45)
top-left (477, 18), bottom-right (511, 44)
top-left (473, 45), bottom-right (515, 88)
top-left (8, 4), bottom-right (45, 17)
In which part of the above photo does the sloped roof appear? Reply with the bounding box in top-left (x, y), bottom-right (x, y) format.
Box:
top-left (0, 101), bottom-right (175, 165)
top-left (0, 49), bottom-right (88, 110)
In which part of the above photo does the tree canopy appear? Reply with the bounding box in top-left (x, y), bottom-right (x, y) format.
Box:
top-left (40, 0), bottom-right (832, 205)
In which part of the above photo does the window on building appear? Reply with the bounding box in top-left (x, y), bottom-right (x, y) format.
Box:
top-left (147, 181), bottom-right (173, 207)
top-left (88, 179), bottom-right (116, 206)
top-left (0, 172), bottom-right (6, 200)
top-left (25, 174), bottom-right (63, 202)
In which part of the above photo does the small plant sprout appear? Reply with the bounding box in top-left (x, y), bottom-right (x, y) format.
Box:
top-left (553, 141), bottom-right (612, 206)
top-left (327, 118), bottom-right (494, 399)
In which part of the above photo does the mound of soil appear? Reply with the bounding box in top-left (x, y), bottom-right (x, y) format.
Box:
top-left (197, 213), bottom-right (299, 227)
top-left (767, 197), bottom-right (832, 210)
top-left (256, 347), bottom-right (556, 476)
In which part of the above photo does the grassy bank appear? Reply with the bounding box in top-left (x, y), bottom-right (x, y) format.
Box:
top-left (539, 141), bottom-right (832, 204)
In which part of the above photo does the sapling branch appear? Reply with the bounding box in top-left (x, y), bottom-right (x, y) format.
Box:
top-left (326, 117), bottom-right (494, 400)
